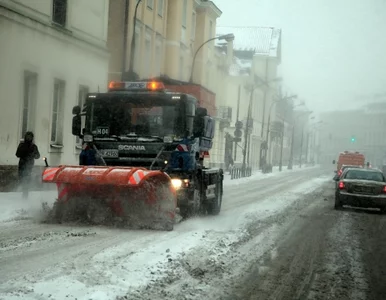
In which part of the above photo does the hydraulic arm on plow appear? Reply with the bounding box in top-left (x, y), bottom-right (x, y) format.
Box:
top-left (42, 80), bottom-right (224, 231)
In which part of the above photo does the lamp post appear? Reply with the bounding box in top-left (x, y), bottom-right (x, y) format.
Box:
top-left (288, 110), bottom-right (313, 170)
top-left (126, 0), bottom-right (142, 80)
top-left (274, 115), bottom-right (286, 172)
top-left (121, 0), bottom-right (130, 80)
top-left (242, 86), bottom-right (254, 175)
top-left (189, 33), bottom-right (235, 83)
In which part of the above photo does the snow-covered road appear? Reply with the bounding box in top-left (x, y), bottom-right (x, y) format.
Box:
top-left (0, 166), bottom-right (328, 300)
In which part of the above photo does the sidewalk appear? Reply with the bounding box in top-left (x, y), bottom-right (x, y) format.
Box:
top-left (223, 164), bottom-right (320, 186)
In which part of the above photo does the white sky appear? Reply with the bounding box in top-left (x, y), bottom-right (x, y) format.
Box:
top-left (215, 0), bottom-right (386, 113)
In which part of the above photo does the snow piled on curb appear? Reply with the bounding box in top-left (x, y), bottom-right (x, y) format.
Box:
top-left (223, 165), bottom-right (319, 186)
top-left (0, 191), bottom-right (57, 223)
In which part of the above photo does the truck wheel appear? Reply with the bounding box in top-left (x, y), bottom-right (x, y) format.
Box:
top-left (179, 189), bottom-right (201, 218)
top-left (207, 180), bottom-right (223, 215)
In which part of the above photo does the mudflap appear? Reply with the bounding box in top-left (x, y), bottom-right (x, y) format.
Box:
top-left (206, 173), bottom-right (223, 216)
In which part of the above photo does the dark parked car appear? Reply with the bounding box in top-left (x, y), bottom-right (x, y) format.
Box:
top-left (333, 165), bottom-right (362, 188)
top-left (334, 168), bottom-right (386, 213)
top-left (333, 164), bottom-right (362, 180)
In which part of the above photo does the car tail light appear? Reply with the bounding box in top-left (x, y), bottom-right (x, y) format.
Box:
top-left (338, 181), bottom-right (345, 189)
top-left (383, 186), bottom-right (386, 193)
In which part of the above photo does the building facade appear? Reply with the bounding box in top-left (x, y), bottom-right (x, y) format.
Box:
top-left (319, 102), bottom-right (386, 168)
top-left (107, 0), bottom-right (235, 169)
top-left (215, 26), bottom-right (282, 169)
top-left (0, 0), bottom-right (110, 168)
top-left (108, 0), bottom-right (223, 85)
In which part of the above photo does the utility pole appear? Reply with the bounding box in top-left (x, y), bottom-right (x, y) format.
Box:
top-left (121, 0), bottom-right (130, 80)
top-left (299, 126), bottom-right (305, 168)
top-left (234, 85), bottom-right (241, 161)
top-left (127, 0), bottom-right (142, 80)
top-left (242, 88), bottom-right (253, 175)
top-left (288, 124), bottom-right (295, 170)
top-left (279, 118), bottom-right (285, 171)
top-left (305, 131), bottom-right (310, 165)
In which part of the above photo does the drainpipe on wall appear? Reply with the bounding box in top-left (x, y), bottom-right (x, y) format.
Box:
top-left (127, 0), bottom-right (142, 80)
top-left (121, 0), bottom-right (130, 80)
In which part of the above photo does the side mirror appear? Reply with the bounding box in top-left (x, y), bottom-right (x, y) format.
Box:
top-left (193, 107), bottom-right (207, 138)
top-left (72, 115), bottom-right (81, 136)
top-left (333, 176), bottom-right (340, 181)
top-left (332, 160), bottom-right (336, 164)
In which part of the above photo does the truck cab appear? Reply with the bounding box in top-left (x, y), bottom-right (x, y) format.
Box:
top-left (71, 80), bottom-right (223, 217)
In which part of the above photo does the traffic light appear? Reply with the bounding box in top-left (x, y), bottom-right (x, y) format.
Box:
top-left (234, 121), bottom-right (243, 142)
top-left (351, 136), bottom-right (356, 142)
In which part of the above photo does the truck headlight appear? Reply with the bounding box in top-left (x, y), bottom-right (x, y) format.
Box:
top-left (171, 179), bottom-right (182, 190)
top-left (83, 134), bottom-right (93, 142)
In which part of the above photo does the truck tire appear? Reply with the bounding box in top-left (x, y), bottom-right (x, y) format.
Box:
top-left (180, 188), bottom-right (201, 218)
top-left (207, 179), bottom-right (223, 215)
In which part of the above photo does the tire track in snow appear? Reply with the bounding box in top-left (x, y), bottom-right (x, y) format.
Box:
top-left (0, 168), bottom-right (327, 296)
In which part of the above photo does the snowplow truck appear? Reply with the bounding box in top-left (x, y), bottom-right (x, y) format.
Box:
top-left (42, 80), bottom-right (224, 231)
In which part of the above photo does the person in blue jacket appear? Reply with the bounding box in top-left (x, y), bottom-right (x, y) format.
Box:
top-left (79, 142), bottom-right (98, 165)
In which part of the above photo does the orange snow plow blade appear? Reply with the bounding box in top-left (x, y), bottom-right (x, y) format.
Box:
top-left (42, 166), bottom-right (177, 231)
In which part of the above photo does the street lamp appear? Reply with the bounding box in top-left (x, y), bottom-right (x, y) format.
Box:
top-left (126, 0), bottom-right (142, 80)
top-left (288, 110), bottom-right (313, 170)
top-left (189, 33), bottom-right (235, 83)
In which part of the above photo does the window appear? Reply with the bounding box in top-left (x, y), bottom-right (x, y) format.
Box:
top-left (157, 0), bottom-right (164, 16)
top-left (155, 39), bottom-right (162, 76)
top-left (51, 79), bottom-right (65, 145)
top-left (21, 71), bottom-right (38, 139)
top-left (182, 0), bottom-right (187, 28)
top-left (52, 0), bottom-right (67, 26)
top-left (147, 0), bottom-right (154, 9)
top-left (191, 12), bottom-right (196, 40)
top-left (75, 85), bottom-right (89, 147)
top-left (144, 37), bottom-right (152, 77)
top-left (133, 28), bottom-right (141, 72)
top-left (179, 56), bottom-right (184, 80)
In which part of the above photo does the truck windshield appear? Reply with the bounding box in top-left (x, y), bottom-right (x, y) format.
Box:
top-left (87, 99), bottom-right (179, 138)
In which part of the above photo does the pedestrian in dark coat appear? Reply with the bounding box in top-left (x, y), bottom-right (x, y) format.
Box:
top-left (15, 131), bottom-right (40, 198)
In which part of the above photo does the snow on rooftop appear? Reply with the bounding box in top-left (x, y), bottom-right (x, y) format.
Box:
top-left (216, 26), bottom-right (281, 57)
top-left (228, 57), bottom-right (252, 76)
